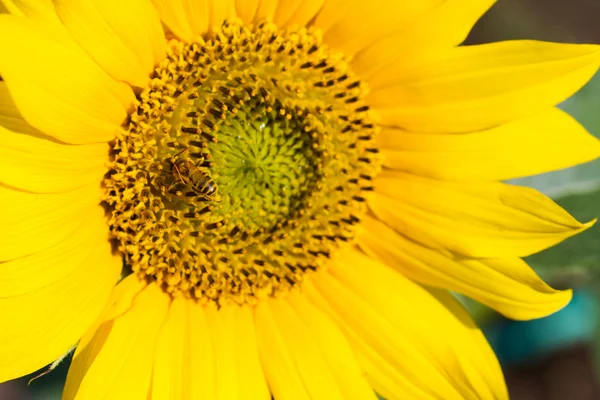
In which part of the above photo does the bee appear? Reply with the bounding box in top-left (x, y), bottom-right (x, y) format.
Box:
top-left (161, 148), bottom-right (219, 202)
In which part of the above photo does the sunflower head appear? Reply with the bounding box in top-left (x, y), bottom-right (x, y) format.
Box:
top-left (105, 20), bottom-right (381, 305)
top-left (1, 1), bottom-right (600, 400)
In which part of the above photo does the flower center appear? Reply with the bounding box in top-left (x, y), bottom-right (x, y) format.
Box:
top-left (105, 21), bottom-right (381, 306)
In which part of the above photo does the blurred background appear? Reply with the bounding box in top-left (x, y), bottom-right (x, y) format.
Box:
top-left (2, 1), bottom-right (600, 399)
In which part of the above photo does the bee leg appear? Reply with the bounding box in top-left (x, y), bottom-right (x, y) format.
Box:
top-left (171, 146), bottom-right (189, 159)
top-left (172, 161), bottom-right (185, 183)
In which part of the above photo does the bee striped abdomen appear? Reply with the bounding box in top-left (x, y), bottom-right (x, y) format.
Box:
top-left (192, 171), bottom-right (218, 201)
top-left (197, 178), bottom-right (217, 197)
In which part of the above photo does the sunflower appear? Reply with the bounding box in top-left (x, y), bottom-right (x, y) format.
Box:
top-left (1, 0), bottom-right (599, 399)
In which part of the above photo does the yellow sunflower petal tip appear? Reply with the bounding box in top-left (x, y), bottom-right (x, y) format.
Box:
top-left (572, 126), bottom-right (600, 162)
top-left (565, 217), bottom-right (597, 235)
top-left (515, 287), bottom-right (572, 321)
top-left (499, 262), bottom-right (573, 321)
top-left (561, 218), bottom-right (596, 243)
top-left (582, 218), bottom-right (598, 230)
top-left (592, 137), bottom-right (600, 159)
top-left (538, 288), bottom-right (573, 319)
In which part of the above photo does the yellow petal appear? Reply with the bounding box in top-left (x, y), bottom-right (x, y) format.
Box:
top-left (151, 0), bottom-right (198, 41)
top-left (226, 305), bottom-right (271, 400)
top-left (285, 1), bottom-right (324, 27)
top-left (207, 0), bottom-right (236, 33)
top-left (0, 15), bottom-right (134, 144)
top-left (379, 108), bottom-right (600, 181)
top-left (187, 302), bottom-right (216, 399)
top-left (152, 0), bottom-right (236, 39)
top-left (359, 215), bottom-right (572, 320)
top-left (1, 81), bottom-right (108, 194)
top-left (255, 297), bottom-right (349, 399)
top-left (0, 206), bottom-right (109, 297)
top-left (310, 0), bottom-right (347, 34)
top-left (0, 126), bottom-right (108, 194)
top-left (184, 0), bottom-right (210, 35)
top-left (235, 0), bottom-right (259, 24)
top-left (63, 275), bottom-right (146, 400)
top-left (0, 213), bottom-right (120, 382)
top-left (206, 305), bottom-right (238, 399)
top-left (0, 80), bottom-right (44, 134)
top-left (274, 0), bottom-right (324, 28)
top-left (370, 172), bottom-right (594, 258)
top-left (66, 283), bottom-right (169, 400)
top-left (0, 190), bottom-right (104, 262)
top-left (316, 0), bottom-right (440, 58)
top-left (305, 248), bottom-right (508, 400)
top-left (152, 301), bottom-right (270, 400)
top-left (368, 41), bottom-right (600, 133)
top-left (353, 0), bottom-right (495, 80)
top-left (255, 299), bottom-right (311, 399)
top-left (1, 0), bottom-right (61, 23)
top-left (206, 304), bottom-right (270, 400)
top-left (152, 297), bottom-right (187, 400)
top-left (272, 0), bottom-right (302, 26)
top-left (287, 291), bottom-right (378, 400)
top-left (254, 0), bottom-right (278, 22)
top-left (53, 0), bottom-right (166, 88)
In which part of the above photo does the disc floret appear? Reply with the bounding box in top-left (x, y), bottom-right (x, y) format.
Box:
top-left (105, 21), bottom-right (381, 306)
